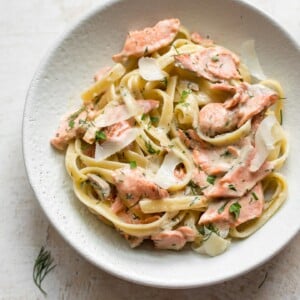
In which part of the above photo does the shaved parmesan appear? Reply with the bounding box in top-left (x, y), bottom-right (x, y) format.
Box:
top-left (250, 115), bottom-right (277, 172)
top-left (240, 40), bottom-right (266, 81)
top-left (153, 151), bottom-right (182, 189)
top-left (138, 57), bottom-right (165, 81)
top-left (94, 104), bottom-right (137, 128)
top-left (192, 232), bottom-right (230, 256)
top-left (94, 128), bottom-right (139, 161)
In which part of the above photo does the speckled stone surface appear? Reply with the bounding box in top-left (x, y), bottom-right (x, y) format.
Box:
top-left (1, 0), bottom-right (299, 299)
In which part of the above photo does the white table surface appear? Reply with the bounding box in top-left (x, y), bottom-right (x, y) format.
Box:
top-left (1, 0), bottom-right (299, 299)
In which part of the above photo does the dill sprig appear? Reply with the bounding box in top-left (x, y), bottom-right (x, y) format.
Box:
top-left (33, 246), bottom-right (56, 295)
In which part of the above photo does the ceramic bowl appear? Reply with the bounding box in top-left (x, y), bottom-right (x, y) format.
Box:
top-left (23, 0), bottom-right (300, 288)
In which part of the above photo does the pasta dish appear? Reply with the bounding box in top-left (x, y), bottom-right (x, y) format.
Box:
top-left (51, 19), bottom-right (288, 256)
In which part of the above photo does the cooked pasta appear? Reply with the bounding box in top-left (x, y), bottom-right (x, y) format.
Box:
top-left (51, 18), bottom-right (288, 256)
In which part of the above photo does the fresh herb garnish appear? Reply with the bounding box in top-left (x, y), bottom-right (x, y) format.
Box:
top-left (218, 201), bottom-right (229, 214)
top-left (187, 180), bottom-right (207, 195)
top-left (144, 46), bottom-right (149, 56)
top-left (162, 77), bottom-right (168, 86)
top-left (68, 119), bottom-right (75, 128)
top-left (150, 116), bottom-right (159, 123)
top-left (125, 193), bottom-right (133, 199)
top-left (198, 224), bottom-right (219, 240)
top-left (129, 161), bottom-right (137, 169)
top-left (33, 246), bottom-right (56, 295)
top-left (181, 102), bottom-right (190, 107)
top-left (280, 109), bottom-right (283, 125)
top-left (189, 196), bottom-right (200, 207)
top-left (251, 192), bottom-right (259, 201)
top-left (68, 107), bottom-right (85, 128)
top-left (173, 45), bottom-right (179, 54)
top-left (211, 54), bottom-right (219, 62)
top-left (220, 150), bottom-right (231, 157)
top-left (95, 130), bottom-right (107, 141)
top-left (207, 175), bottom-right (216, 185)
top-left (228, 184), bottom-right (237, 191)
top-left (141, 114), bottom-right (147, 121)
top-left (229, 202), bottom-right (241, 219)
top-left (145, 141), bottom-right (159, 155)
top-left (180, 89), bottom-right (192, 102)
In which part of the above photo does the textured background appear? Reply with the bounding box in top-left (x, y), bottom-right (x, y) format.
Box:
top-left (0, 0), bottom-right (299, 299)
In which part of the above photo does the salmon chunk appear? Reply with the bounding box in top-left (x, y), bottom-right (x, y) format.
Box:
top-left (199, 183), bottom-right (264, 227)
top-left (191, 32), bottom-right (214, 47)
top-left (83, 99), bottom-right (159, 144)
top-left (51, 105), bottom-right (97, 150)
top-left (198, 83), bottom-right (278, 137)
top-left (175, 46), bottom-right (240, 82)
top-left (151, 226), bottom-right (196, 250)
top-left (113, 18), bottom-right (180, 62)
top-left (207, 147), bottom-right (274, 198)
top-left (113, 167), bottom-right (169, 207)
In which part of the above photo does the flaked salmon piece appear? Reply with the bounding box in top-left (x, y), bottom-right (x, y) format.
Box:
top-left (199, 183), bottom-right (264, 227)
top-left (211, 82), bottom-right (236, 93)
top-left (113, 167), bottom-right (169, 207)
top-left (112, 18), bottom-right (180, 63)
top-left (191, 168), bottom-right (210, 189)
top-left (198, 83), bottom-right (278, 137)
top-left (237, 84), bottom-right (278, 127)
top-left (191, 32), bottom-right (214, 47)
top-left (223, 83), bottom-right (248, 109)
top-left (94, 66), bottom-right (112, 82)
top-left (207, 147), bottom-right (274, 198)
top-left (178, 129), bottom-right (209, 150)
top-left (192, 145), bottom-right (239, 176)
top-left (111, 197), bottom-right (125, 214)
top-left (83, 99), bottom-right (159, 143)
top-left (177, 226), bottom-right (197, 242)
top-left (175, 46), bottom-right (241, 82)
top-left (198, 102), bottom-right (238, 136)
top-left (51, 105), bottom-right (97, 150)
top-left (152, 226), bottom-right (196, 250)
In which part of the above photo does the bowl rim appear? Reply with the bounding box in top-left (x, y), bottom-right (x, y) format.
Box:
top-left (23, 0), bottom-right (300, 289)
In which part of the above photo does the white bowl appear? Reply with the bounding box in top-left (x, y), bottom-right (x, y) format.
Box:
top-left (23, 0), bottom-right (300, 288)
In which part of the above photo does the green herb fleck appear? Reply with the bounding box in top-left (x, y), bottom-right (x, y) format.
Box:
top-left (207, 175), bottom-right (216, 185)
top-left (218, 201), bottom-right (228, 214)
top-left (251, 192), bottom-right (259, 200)
top-left (68, 119), bottom-right (75, 128)
top-left (229, 202), bottom-right (241, 219)
top-left (189, 196), bottom-right (199, 207)
top-left (280, 109), bottom-right (283, 125)
top-left (129, 161), bottom-right (137, 169)
top-left (141, 113), bottom-right (147, 121)
top-left (145, 141), bottom-right (159, 155)
top-left (180, 89), bottom-right (191, 102)
top-left (144, 46), bottom-right (149, 56)
top-left (173, 45), bottom-right (179, 54)
top-left (211, 54), bottom-right (219, 62)
top-left (181, 102), bottom-right (190, 107)
top-left (33, 246), bottom-right (56, 295)
top-left (228, 184), bottom-right (237, 191)
top-left (150, 116), bottom-right (159, 123)
top-left (220, 150), bottom-right (231, 157)
top-left (95, 130), bottom-right (107, 141)
top-left (162, 77), bottom-right (168, 86)
top-left (126, 193), bottom-right (133, 200)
